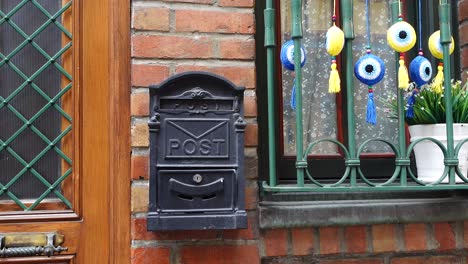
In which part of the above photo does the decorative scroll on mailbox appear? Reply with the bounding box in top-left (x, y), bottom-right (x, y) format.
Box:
top-left (147, 72), bottom-right (247, 230)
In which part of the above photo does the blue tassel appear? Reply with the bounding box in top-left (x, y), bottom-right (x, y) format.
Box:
top-left (406, 90), bottom-right (417, 118)
top-left (290, 83), bottom-right (296, 111)
top-left (366, 91), bottom-right (376, 125)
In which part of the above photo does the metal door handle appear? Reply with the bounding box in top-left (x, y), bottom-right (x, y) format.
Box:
top-left (0, 232), bottom-right (67, 257)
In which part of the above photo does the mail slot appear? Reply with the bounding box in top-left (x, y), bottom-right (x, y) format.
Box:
top-left (147, 72), bottom-right (247, 230)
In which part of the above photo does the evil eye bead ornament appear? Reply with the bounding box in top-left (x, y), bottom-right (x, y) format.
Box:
top-left (280, 40), bottom-right (306, 71)
top-left (409, 55), bottom-right (432, 87)
top-left (428, 30), bottom-right (455, 59)
top-left (387, 21), bottom-right (417, 53)
top-left (354, 53), bottom-right (386, 86)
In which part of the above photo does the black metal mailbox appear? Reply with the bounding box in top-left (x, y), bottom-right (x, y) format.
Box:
top-left (147, 72), bottom-right (247, 230)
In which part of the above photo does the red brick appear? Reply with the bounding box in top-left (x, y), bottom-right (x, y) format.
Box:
top-left (320, 259), bottom-right (383, 264)
top-left (245, 123), bottom-right (258, 147)
top-left (131, 93), bottom-right (149, 116)
top-left (180, 245), bottom-right (260, 264)
top-left (175, 65), bottom-right (255, 89)
top-left (133, 7), bottom-right (169, 31)
top-left (462, 47), bottom-right (468, 69)
top-left (464, 221), bottom-right (468, 248)
top-left (132, 35), bottom-right (213, 59)
top-left (404, 224), bottom-right (426, 252)
top-left (291, 228), bottom-right (314, 256)
top-left (175, 10), bottom-right (254, 34)
top-left (131, 217), bottom-right (219, 240)
top-left (344, 226), bottom-right (367, 253)
top-left (319, 227), bottom-right (339, 255)
top-left (263, 229), bottom-right (288, 257)
top-left (219, 38), bottom-right (255, 60)
top-left (223, 213), bottom-right (258, 240)
top-left (244, 96), bottom-right (257, 117)
top-left (131, 64), bottom-right (169, 87)
top-left (218, 0), bottom-right (254, 7)
top-left (131, 154), bottom-right (149, 180)
top-left (244, 185), bottom-right (258, 210)
top-left (391, 255), bottom-right (462, 264)
top-left (372, 224), bottom-right (395, 253)
top-left (460, 23), bottom-right (468, 47)
top-left (434, 222), bottom-right (456, 251)
top-left (460, 0), bottom-right (468, 22)
top-left (131, 247), bottom-right (170, 264)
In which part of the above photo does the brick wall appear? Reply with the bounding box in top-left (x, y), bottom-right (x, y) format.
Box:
top-left (130, 0), bottom-right (467, 263)
top-left (261, 223), bottom-right (468, 263)
top-left (130, 0), bottom-right (258, 263)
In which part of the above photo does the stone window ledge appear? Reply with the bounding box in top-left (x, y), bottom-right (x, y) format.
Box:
top-left (259, 191), bottom-right (468, 228)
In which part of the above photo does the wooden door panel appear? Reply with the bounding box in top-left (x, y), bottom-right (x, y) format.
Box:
top-left (0, 255), bottom-right (74, 263)
top-left (0, 0), bottom-right (130, 263)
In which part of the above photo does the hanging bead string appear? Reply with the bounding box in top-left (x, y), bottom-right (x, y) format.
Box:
top-left (365, 0), bottom-right (376, 124)
top-left (406, 0), bottom-right (422, 118)
top-left (331, 0), bottom-right (337, 73)
top-left (418, 0), bottom-right (423, 52)
top-left (397, 0), bottom-right (405, 76)
top-left (365, 0), bottom-right (371, 51)
top-left (365, 0), bottom-right (373, 95)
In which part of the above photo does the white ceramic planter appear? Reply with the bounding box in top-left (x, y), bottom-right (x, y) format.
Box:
top-left (409, 124), bottom-right (468, 183)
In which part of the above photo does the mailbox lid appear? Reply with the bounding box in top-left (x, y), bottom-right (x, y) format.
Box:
top-left (157, 169), bottom-right (236, 213)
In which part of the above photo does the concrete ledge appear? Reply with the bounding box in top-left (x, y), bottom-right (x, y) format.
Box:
top-left (259, 195), bottom-right (468, 228)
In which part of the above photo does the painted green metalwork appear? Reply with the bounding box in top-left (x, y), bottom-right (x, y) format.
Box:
top-left (264, 0), bottom-right (277, 186)
top-left (0, 1), bottom-right (73, 210)
top-left (292, 0), bottom-right (305, 187)
top-left (263, 0), bottom-right (468, 192)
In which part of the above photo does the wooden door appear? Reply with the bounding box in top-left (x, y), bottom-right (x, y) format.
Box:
top-left (0, 0), bottom-right (130, 263)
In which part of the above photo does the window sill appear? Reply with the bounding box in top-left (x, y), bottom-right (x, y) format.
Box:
top-left (259, 191), bottom-right (468, 228)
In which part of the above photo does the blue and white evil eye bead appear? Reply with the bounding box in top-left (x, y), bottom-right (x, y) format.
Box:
top-left (387, 21), bottom-right (417, 53)
top-left (409, 56), bottom-right (432, 87)
top-left (280, 40), bottom-right (306, 71)
top-left (428, 30), bottom-right (455, 60)
top-left (354, 54), bottom-right (386, 86)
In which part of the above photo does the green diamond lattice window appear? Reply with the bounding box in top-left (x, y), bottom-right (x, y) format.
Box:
top-left (0, 0), bottom-right (73, 210)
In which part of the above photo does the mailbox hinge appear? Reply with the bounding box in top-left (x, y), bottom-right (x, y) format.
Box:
top-left (0, 232), bottom-right (67, 257)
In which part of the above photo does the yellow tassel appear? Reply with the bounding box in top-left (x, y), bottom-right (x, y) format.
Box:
top-left (329, 62), bottom-right (340, 93)
top-left (431, 63), bottom-right (444, 94)
top-left (398, 56), bottom-right (409, 89)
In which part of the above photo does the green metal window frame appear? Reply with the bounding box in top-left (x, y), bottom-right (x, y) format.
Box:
top-left (258, 0), bottom-right (468, 193)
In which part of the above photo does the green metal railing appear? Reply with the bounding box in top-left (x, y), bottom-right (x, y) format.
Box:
top-left (263, 0), bottom-right (468, 192)
top-left (0, 1), bottom-right (73, 210)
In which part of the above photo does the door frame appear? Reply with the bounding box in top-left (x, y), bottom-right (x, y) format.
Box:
top-left (81, 0), bottom-right (130, 263)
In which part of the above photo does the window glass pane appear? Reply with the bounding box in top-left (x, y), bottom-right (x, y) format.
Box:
top-left (0, 0), bottom-right (72, 208)
top-left (353, 0), bottom-right (397, 153)
top-left (281, 0), bottom-right (339, 155)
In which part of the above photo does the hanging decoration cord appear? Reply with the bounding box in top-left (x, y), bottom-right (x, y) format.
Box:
top-left (418, 0), bottom-right (422, 51)
top-left (365, 0), bottom-right (376, 124)
top-left (366, 0), bottom-right (371, 50)
top-left (406, 0), bottom-right (423, 118)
